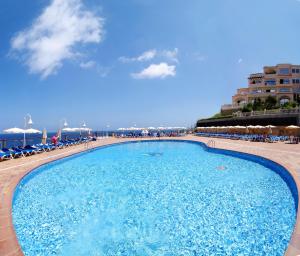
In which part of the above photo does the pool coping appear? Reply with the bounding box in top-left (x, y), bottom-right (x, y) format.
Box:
top-left (0, 136), bottom-right (299, 256)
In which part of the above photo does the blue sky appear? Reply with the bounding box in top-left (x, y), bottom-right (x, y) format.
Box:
top-left (1, 0), bottom-right (300, 131)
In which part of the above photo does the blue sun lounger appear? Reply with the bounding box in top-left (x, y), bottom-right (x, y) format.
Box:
top-left (34, 143), bottom-right (55, 152)
top-left (27, 145), bottom-right (43, 154)
top-left (0, 149), bottom-right (13, 160)
top-left (2, 148), bottom-right (23, 158)
top-left (12, 147), bottom-right (35, 156)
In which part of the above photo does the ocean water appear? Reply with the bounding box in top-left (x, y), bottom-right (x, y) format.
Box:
top-left (13, 141), bottom-right (296, 255)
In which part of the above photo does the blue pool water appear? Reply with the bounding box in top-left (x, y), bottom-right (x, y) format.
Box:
top-left (13, 141), bottom-right (297, 255)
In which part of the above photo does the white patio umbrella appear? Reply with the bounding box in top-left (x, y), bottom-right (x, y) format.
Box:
top-left (69, 127), bottom-right (91, 132)
top-left (267, 126), bottom-right (273, 135)
top-left (220, 126), bottom-right (227, 132)
top-left (285, 125), bottom-right (300, 135)
top-left (235, 126), bottom-right (247, 134)
top-left (42, 129), bottom-right (47, 144)
top-left (57, 129), bottom-right (62, 139)
top-left (70, 128), bottom-right (81, 132)
top-left (265, 125), bottom-right (276, 135)
top-left (286, 125), bottom-right (300, 129)
top-left (226, 126), bottom-right (234, 133)
top-left (285, 125), bottom-right (300, 136)
top-left (250, 125), bottom-right (264, 134)
top-left (81, 127), bottom-right (92, 131)
top-left (62, 127), bottom-right (76, 132)
top-left (141, 129), bottom-right (149, 135)
top-left (3, 127), bottom-right (25, 134)
top-left (245, 126), bottom-right (250, 134)
top-left (246, 125), bottom-right (256, 134)
top-left (25, 128), bottom-right (42, 134)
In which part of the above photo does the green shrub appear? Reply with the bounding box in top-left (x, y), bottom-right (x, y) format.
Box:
top-left (265, 96), bottom-right (277, 110)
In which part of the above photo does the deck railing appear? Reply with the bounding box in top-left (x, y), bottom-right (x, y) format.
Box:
top-left (233, 108), bottom-right (300, 117)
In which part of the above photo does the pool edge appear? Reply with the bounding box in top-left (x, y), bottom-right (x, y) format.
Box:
top-left (1, 136), bottom-right (300, 256)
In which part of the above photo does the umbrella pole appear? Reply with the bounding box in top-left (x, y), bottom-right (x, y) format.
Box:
top-left (23, 132), bottom-right (25, 147)
top-left (23, 117), bottom-right (26, 147)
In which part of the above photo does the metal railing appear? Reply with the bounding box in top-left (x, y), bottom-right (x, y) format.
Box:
top-left (233, 108), bottom-right (300, 118)
top-left (207, 140), bottom-right (216, 148)
top-left (221, 104), bottom-right (246, 110)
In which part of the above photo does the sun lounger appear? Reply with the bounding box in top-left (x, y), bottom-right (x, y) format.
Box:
top-left (3, 148), bottom-right (23, 158)
top-left (13, 146), bottom-right (35, 156)
top-left (0, 149), bottom-right (13, 161)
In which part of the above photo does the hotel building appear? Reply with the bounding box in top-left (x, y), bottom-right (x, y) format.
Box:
top-left (221, 64), bottom-right (300, 114)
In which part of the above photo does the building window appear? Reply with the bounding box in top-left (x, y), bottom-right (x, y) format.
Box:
top-left (280, 98), bottom-right (290, 105)
top-left (279, 88), bottom-right (291, 93)
top-left (237, 100), bottom-right (246, 105)
top-left (250, 79), bottom-right (261, 84)
top-left (279, 79), bottom-right (290, 84)
top-left (293, 88), bottom-right (300, 93)
top-left (266, 89), bottom-right (276, 93)
top-left (251, 89), bottom-right (262, 94)
top-left (292, 68), bottom-right (300, 73)
top-left (292, 79), bottom-right (300, 84)
top-left (278, 68), bottom-right (290, 75)
top-left (265, 79), bottom-right (276, 86)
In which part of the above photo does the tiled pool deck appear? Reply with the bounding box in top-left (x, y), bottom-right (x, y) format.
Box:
top-left (0, 136), bottom-right (299, 255)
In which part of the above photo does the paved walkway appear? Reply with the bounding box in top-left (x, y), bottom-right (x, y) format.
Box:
top-left (0, 136), bottom-right (299, 255)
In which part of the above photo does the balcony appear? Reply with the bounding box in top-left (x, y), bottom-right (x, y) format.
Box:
top-left (234, 92), bottom-right (248, 97)
top-left (248, 73), bottom-right (264, 79)
top-left (221, 103), bottom-right (246, 111)
top-left (293, 88), bottom-right (300, 93)
top-left (248, 94), bottom-right (277, 99)
top-left (278, 88), bottom-right (292, 93)
top-left (264, 67), bottom-right (277, 75)
top-left (233, 108), bottom-right (300, 117)
top-left (265, 71), bottom-right (276, 75)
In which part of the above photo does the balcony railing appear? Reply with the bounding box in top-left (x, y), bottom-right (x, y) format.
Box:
top-left (221, 104), bottom-right (246, 110)
top-left (233, 108), bottom-right (300, 117)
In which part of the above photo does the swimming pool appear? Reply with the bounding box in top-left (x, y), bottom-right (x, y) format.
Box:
top-left (13, 141), bottom-right (297, 255)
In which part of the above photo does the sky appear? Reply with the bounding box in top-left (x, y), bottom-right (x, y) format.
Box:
top-left (1, 0), bottom-right (300, 131)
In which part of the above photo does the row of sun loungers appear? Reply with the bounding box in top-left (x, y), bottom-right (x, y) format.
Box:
top-left (116, 133), bottom-right (186, 138)
top-left (0, 137), bottom-right (92, 161)
top-left (195, 132), bottom-right (291, 143)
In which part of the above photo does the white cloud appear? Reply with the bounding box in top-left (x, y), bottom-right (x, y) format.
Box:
top-left (11, 0), bottom-right (104, 78)
top-left (193, 52), bottom-right (206, 61)
top-left (119, 49), bottom-right (157, 63)
top-left (131, 62), bottom-right (176, 79)
top-left (80, 60), bottom-right (96, 69)
top-left (97, 66), bottom-right (111, 77)
top-left (162, 48), bottom-right (178, 63)
top-left (80, 60), bottom-right (111, 77)
top-left (119, 48), bottom-right (179, 63)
